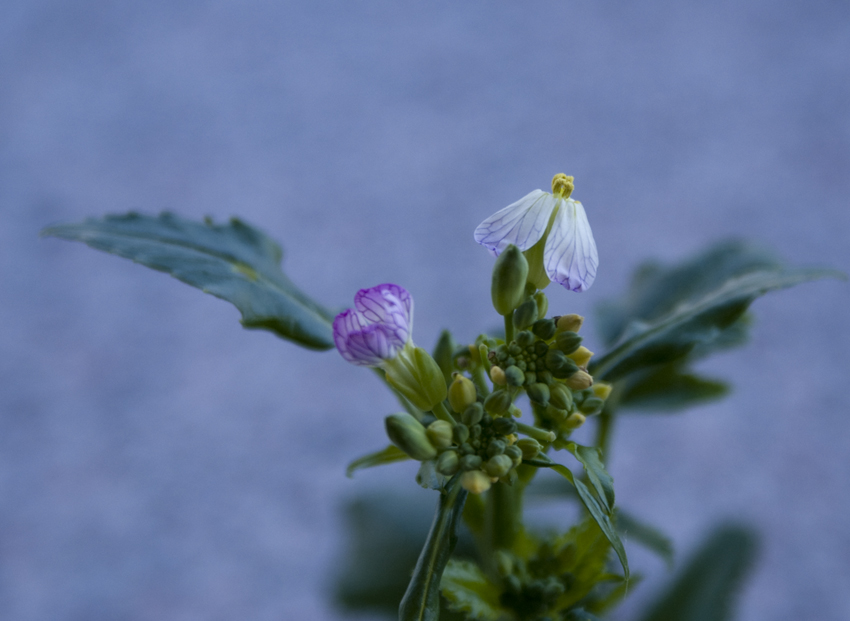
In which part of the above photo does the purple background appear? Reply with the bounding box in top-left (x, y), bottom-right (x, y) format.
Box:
top-left (2, 1), bottom-right (849, 619)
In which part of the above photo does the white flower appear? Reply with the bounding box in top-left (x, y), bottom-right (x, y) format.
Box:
top-left (474, 174), bottom-right (598, 292)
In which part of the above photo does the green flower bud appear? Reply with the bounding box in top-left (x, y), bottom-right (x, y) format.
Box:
top-left (436, 450), bottom-right (460, 476)
top-left (484, 390), bottom-right (512, 415)
top-left (504, 444), bottom-right (523, 467)
top-left (524, 371), bottom-right (537, 385)
top-left (448, 373), bottom-right (477, 413)
top-left (508, 343), bottom-right (522, 356)
top-left (565, 370), bottom-right (593, 390)
top-left (385, 413), bottom-right (437, 461)
top-left (555, 314), bottom-right (584, 334)
top-left (533, 291), bottom-right (549, 319)
top-left (462, 402), bottom-right (484, 426)
top-left (564, 412), bottom-right (586, 429)
top-left (549, 382), bottom-right (574, 411)
top-left (452, 423), bottom-right (470, 445)
top-left (487, 438), bottom-right (506, 457)
top-left (460, 470), bottom-right (492, 494)
top-left (579, 396), bottom-right (604, 415)
top-left (527, 383), bottom-right (550, 406)
top-left (460, 454), bottom-right (483, 471)
top-left (492, 417), bottom-right (518, 436)
top-left (537, 370), bottom-right (553, 384)
top-left (485, 454), bottom-right (513, 478)
top-left (531, 318), bottom-right (556, 340)
top-left (592, 382), bottom-right (613, 401)
top-left (516, 437), bottom-right (542, 459)
top-left (491, 244), bottom-right (529, 316)
top-left (505, 365), bottom-right (525, 387)
top-left (568, 346), bottom-right (593, 368)
top-left (545, 349), bottom-right (579, 379)
top-left (515, 330), bottom-right (535, 348)
top-left (460, 442), bottom-right (475, 455)
top-left (384, 346), bottom-right (448, 412)
top-left (432, 329), bottom-right (456, 385)
top-left (512, 298), bottom-right (538, 331)
top-left (426, 420), bottom-right (454, 449)
top-left (534, 340), bottom-right (549, 356)
top-left (489, 365), bottom-right (507, 386)
top-left (555, 331), bottom-right (582, 355)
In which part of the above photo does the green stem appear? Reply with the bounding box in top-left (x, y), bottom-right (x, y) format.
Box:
top-left (516, 422), bottom-right (556, 443)
top-left (504, 314), bottom-right (514, 344)
top-left (431, 400), bottom-right (456, 425)
top-left (595, 411), bottom-right (614, 459)
top-left (485, 481), bottom-right (519, 554)
top-left (471, 366), bottom-right (491, 398)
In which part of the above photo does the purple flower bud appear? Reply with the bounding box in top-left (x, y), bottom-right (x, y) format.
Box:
top-left (333, 284), bottom-right (414, 367)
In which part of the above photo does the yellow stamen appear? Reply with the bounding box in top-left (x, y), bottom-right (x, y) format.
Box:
top-left (551, 173), bottom-right (575, 199)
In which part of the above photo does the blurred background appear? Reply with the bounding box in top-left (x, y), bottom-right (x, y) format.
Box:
top-left (2, 1), bottom-right (849, 619)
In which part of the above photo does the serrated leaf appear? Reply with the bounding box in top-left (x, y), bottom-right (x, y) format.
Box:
top-left (566, 443), bottom-right (615, 512)
top-left (616, 511), bottom-right (674, 569)
top-left (440, 560), bottom-right (504, 621)
top-left (400, 476), bottom-right (468, 621)
top-left (346, 445), bottom-right (410, 478)
top-left (618, 364), bottom-right (729, 413)
top-left (638, 524), bottom-right (759, 621)
top-left (42, 212), bottom-right (335, 350)
top-left (525, 457), bottom-right (628, 579)
top-left (590, 265), bottom-right (843, 382)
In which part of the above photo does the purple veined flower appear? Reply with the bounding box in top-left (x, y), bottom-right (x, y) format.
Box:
top-left (474, 174), bottom-right (598, 292)
top-left (333, 283), bottom-right (413, 367)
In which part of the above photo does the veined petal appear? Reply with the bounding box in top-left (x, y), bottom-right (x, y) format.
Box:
top-left (474, 190), bottom-right (557, 256)
top-left (543, 199), bottom-right (598, 292)
top-left (354, 283), bottom-right (413, 342)
top-left (333, 309), bottom-right (407, 366)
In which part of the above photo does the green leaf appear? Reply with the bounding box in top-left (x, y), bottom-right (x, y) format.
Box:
top-left (400, 476), bottom-right (469, 621)
top-left (616, 510), bottom-right (674, 569)
top-left (42, 212), bottom-right (335, 350)
top-left (639, 524), bottom-right (759, 621)
top-left (564, 609), bottom-right (604, 621)
top-left (591, 263), bottom-right (843, 382)
top-left (566, 443), bottom-right (615, 512)
top-left (440, 560), bottom-right (504, 621)
top-left (618, 364), bottom-right (729, 413)
top-left (524, 457), bottom-right (629, 579)
top-left (433, 330), bottom-right (458, 386)
top-left (346, 445), bottom-right (410, 478)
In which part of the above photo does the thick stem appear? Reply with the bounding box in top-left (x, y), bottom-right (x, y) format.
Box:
top-left (504, 314), bottom-right (514, 344)
top-left (485, 481), bottom-right (519, 554)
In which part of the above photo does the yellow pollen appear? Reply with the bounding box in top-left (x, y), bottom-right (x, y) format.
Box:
top-left (551, 173), bottom-right (575, 199)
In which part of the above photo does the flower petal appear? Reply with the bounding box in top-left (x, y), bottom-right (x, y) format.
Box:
top-left (333, 309), bottom-right (406, 366)
top-left (354, 283), bottom-right (413, 343)
top-left (473, 190), bottom-right (556, 256)
top-left (543, 199), bottom-right (598, 292)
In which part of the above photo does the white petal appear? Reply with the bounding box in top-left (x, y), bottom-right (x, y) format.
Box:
top-left (473, 190), bottom-right (556, 256)
top-left (542, 199), bottom-right (598, 292)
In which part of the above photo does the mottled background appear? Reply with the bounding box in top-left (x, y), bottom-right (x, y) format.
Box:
top-left (2, 1), bottom-right (849, 619)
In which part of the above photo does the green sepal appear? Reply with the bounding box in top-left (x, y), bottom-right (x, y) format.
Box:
top-left (42, 212), bottom-right (335, 349)
top-left (346, 444), bottom-right (410, 478)
top-left (491, 244), bottom-right (529, 316)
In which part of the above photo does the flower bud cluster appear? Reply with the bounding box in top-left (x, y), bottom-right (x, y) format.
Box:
top-left (495, 548), bottom-right (570, 620)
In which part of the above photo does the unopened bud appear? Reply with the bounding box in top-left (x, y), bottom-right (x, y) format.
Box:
top-left (592, 382), bottom-right (613, 401)
top-left (516, 438), bottom-right (542, 459)
top-left (432, 330), bottom-right (456, 385)
top-left (555, 314), bottom-right (584, 334)
top-left (565, 412), bottom-right (586, 429)
top-left (492, 417), bottom-right (518, 436)
top-left (460, 454), bottom-right (483, 471)
top-left (515, 330), bottom-right (535, 348)
top-left (565, 370), bottom-right (593, 390)
top-left (531, 318), bottom-right (556, 340)
top-left (527, 383), bottom-right (550, 406)
top-left (533, 291), bottom-right (549, 319)
top-left (385, 413), bottom-right (437, 461)
top-left (462, 402), bottom-right (484, 426)
top-left (568, 346), bottom-right (593, 368)
top-left (452, 423), bottom-right (470, 445)
top-left (491, 245), bottom-right (529, 316)
top-left (505, 365), bottom-right (525, 387)
top-left (489, 366), bottom-right (507, 386)
top-left (555, 331), bottom-right (582, 355)
top-left (503, 445), bottom-right (523, 466)
top-left (513, 298), bottom-right (538, 331)
top-left (545, 349), bottom-right (579, 379)
top-left (384, 346), bottom-right (447, 412)
top-left (460, 470), bottom-right (492, 494)
top-left (484, 390), bottom-right (512, 415)
top-left (448, 374), bottom-right (477, 413)
top-left (435, 450), bottom-right (460, 476)
top-left (426, 420), bottom-right (454, 449)
top-left (487, 439), bottom-right (506, 457)
top-left (578, 397), bottom-right (604, 415)
top-left (549, 382), bottom-right (574, 411)
top-left (485, 455), bottom-right (513, 478)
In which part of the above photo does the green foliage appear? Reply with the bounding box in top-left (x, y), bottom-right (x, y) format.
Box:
top-left (566, 443), bottom-right (615, 512)
top-left (400, 477), bottom-right (469, 621)
top-left (638, 524), bottom-right (759, 621)
top-left (42, 212), bottom-right (335, 349)
top-left (617, 364), bottom-right (729, 413)
top-left (440, 560), bottom-right (504, 621)
top-left (590, 240), bottom-right (843, 383)
top-left (616, 511), bottom-right (675, 569)
top-left (346, 445), bottom-right (411, 478)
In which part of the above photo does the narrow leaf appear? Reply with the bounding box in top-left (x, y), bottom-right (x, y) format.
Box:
top-left (639, 524), bottom-right (759, 621)
top-left (440, 560), bottom-right (503, 621)
top-left (567, 443), bottom-right (615, 512)
top-left (42, 212), bottom-right (335, 349)
top-left (399, 476), bottom-right (468, 621)
top-left (616, 510), bottom-right (674, 569)
top-left (525, 457), bottom-right (629, 579)
top-left (618, 364), bottom-right (729, 413)
top-left (346, 445), bottom-right (410, 478)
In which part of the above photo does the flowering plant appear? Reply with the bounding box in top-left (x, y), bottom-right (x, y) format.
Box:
top-left (42, 174), bottom-right (841, 621)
